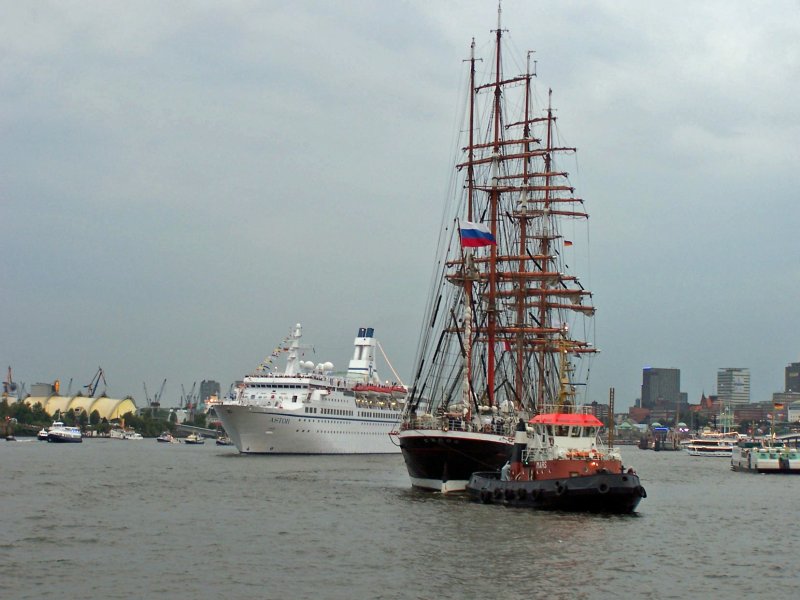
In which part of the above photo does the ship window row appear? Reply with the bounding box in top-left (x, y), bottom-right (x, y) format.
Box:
top-left (304, 407), bottom-right (318, 414)
top-left (249, 396), bottom-right (299, 403)
top-left (321, 408), bottom-right (353, 416)
top-left (294, 430), bottom-right (386, 435)
top-left (544, 425), bottom-right (597, 438)
top-left (296, 418), bottom-right (387, 425)
top-left (250, 384), bottom-right (303, 389)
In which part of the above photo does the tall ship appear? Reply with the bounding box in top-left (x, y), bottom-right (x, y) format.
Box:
top-left (397, 6), bottom-right (598, 493)
top-left (216, 324), bottom-right (406, 454)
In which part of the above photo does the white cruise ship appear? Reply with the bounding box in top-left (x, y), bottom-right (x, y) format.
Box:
top-left (216, 324), bottom-right (406, 454)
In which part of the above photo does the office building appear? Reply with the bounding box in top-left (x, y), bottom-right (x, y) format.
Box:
top-left (641, 368), bottom-right (680, 409)
top-left (786, 362), bottom-right (800, 393)
top-left (717, 368), bottom-right (750, 405)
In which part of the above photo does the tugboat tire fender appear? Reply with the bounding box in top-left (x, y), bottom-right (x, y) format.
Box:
top-left (480, 489), bottom-right (492, 503)
top-left (517, 488), bottom-right (527, 500)
top-left (597, 482), bottom-right (609, 494)
top-left (555, 482), bottom-right (568, 496)
top-left (637, 485), bottom-right (647, 498)
top-left (493, 488), bottom-right (504, 500)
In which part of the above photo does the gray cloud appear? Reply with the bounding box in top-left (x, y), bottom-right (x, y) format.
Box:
top-left (3, 1), bottom-right (798, 408)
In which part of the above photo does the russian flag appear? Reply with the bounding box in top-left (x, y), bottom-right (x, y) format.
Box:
top-left (460, 220), bottom-right (496, 248)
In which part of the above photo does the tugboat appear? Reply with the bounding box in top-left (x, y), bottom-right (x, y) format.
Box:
top-left (466, 347), bottom-right (646, 513)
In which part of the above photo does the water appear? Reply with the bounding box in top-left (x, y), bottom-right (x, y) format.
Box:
top-left (2, 440), bottom-right (798, 599)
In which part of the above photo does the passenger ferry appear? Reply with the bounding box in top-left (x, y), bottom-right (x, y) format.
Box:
top-left (47, 422), bottom-right (83, 443)
top-left (684, 429), bottom-right (739, 457)
top-left (216, 324), bottom-right (406, 454)
top-left (731, 434), bottom-right (800, 474)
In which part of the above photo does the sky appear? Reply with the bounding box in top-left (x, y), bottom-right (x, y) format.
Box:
top-left (2, 0), bottom-right (799, 410)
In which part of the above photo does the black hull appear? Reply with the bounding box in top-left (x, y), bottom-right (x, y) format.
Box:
top-left (466, 471), bottom-right (645, 513)
top-left (732, 466), bottom-right (800, 474)
top-left (399, 430), bottom-right (513, 492)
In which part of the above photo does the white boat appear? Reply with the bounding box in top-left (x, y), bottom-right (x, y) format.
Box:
top-left (183, 433), bottom-right (205, 445)
top-left (109, 427), bottom-right (144, 440)
top-left (47, 422), bottom-right (83, 443)
top-left (156, 431), bottom-right (178, 443)
top-left (37, 427), bottom-right (49, 441)
top-left (215, 324), bottom-right (407, 454)
top-left (731, 439), bottom-right (800, 473)
top-left (684, 430), bottom-right (739, 457)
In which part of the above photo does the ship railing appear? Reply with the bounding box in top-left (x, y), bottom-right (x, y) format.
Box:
top-left (535, 403), bottom-right (596, 415)
top-left (399, 415), bottom-right (512, 435)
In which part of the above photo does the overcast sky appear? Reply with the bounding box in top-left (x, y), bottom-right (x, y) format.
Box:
top-left (3, 1), bottom-right (799, 410)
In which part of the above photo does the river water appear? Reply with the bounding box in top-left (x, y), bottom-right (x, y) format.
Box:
top-left (1, 439), bottom-right (798, 599)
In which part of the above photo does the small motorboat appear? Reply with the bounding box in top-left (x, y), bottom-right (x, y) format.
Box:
top-left (183, 433), bottom-right (205, 445)
top-left (156, 431), bottom-right (178, 443)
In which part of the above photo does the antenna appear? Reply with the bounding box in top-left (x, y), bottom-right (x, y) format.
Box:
top-left (492, 1), bottom-right (508, 34)
top-left (527, 50), bottom-right (537, 78)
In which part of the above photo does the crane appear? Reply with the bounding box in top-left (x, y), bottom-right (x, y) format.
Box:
top-left (154, 378), bottom-right (167, 407)
top-left (144, 378), bottom-right (167, 416)
top-left (186, 382), bottom-right (196, 407)
top-left (84, 367), bottom-right (107, 397)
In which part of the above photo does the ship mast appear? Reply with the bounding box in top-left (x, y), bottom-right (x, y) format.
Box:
top-left (486, 1), bottom-right (505, 407)
top-left (406, 4), bottom-right (597, 422)
top-left (463, 38), bottom-right (477, 420)
top-left (515, 51), bottom-right (534, 408)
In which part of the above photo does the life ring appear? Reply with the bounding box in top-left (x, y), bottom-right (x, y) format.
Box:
top-left (597, 482), bottom-right (609, 494)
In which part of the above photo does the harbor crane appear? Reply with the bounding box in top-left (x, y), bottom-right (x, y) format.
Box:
top-left (154, 378), bottom-right (167, 407)
top-left (84, 367), bottom-right (107, 397)
top-left (181, 382), bottom-right (197, 409)
top-left (144, 378), bottom-right (167, 415)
